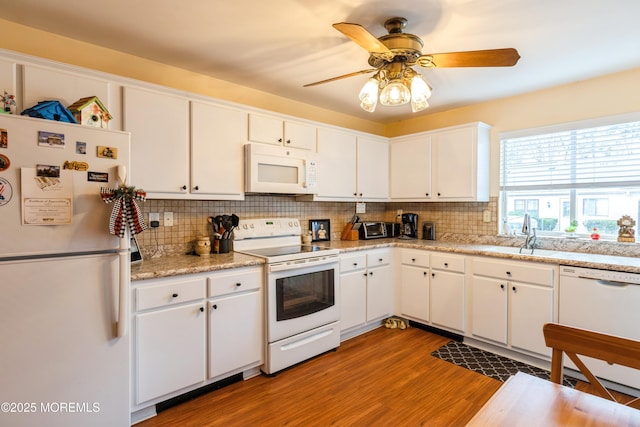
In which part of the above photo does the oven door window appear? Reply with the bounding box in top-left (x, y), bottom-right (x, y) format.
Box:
top-left (276, 268), bottom-right (335, 321)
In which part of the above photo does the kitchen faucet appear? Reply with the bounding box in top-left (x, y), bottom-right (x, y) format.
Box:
top-left (520, 213), bottom-right (536, 253)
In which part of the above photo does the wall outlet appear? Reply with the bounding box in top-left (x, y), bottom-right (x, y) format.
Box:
top-left (149, 212), bottom-right (160, 222)
top-left (483, 210), bottom-right (491, 223)
top-left (164, 212), bottom-right (174, 227)
top-left (356, 202), bottom-right (366, 214)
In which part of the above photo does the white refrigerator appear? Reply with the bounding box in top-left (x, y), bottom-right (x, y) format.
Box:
top-left (0, 114), bottom-right (131, 427)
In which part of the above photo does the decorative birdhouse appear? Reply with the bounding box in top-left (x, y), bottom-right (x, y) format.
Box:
top-left (67, 96), bottom-right (112, 128)
top-left (21, 100), bottom-right (77, 123)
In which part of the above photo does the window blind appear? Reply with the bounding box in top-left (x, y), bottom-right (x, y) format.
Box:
top-left (501, 120), bottom-right (640, 191)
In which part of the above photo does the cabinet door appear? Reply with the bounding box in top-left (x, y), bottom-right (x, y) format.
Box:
top-left (209, 291), bottom-right (262, 379)
top-left (357, 136), bottom-right (389, 200)
top-left (509, 282), bottom-right (553, 356)
top-left (248, 114), bottom-right (282, 145)
top-left (400, 265), bottom-right (430, 322)
top-left (284, 121), bottom-right (316, 151)
top-left (433, 127), bottom-right (476, 199)
top-left (390, 135), bottom-right (432, 200)
top-left (191, 101), bottom-right (246, 199)
top-left (471, 276), bottom-right (508, 345)
top-left (135, 302), bottom-right (206, 404)
top-left (124, 86), bottom-right (190, 195)
top-left (340, 269), bottom-right (367, 330)
top-left (431, 270), bottom-right (465, 332)
top-left (366, 264), bottom-right (393, 322)
top-left (315, 127), bottom-right (357, 200)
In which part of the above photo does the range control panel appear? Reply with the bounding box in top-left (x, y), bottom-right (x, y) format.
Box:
top-left (233, 218), bottom-right (301, 240)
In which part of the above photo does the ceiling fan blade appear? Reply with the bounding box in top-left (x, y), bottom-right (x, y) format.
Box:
top-left (303, 69), bottom-right (377, 87)
top-left (333, 22), bottom-right (392, 55)
top-left (419, 48), bottom-right (521, 68)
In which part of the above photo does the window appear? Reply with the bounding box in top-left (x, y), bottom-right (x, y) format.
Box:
top-left (500, 114), bottom-right (640, 237)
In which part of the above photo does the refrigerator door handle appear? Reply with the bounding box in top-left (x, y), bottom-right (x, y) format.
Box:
top-left (117, 238), bottom-right (130, 338)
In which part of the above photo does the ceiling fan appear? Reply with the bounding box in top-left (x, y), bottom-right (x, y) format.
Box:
top-left (304, 17), bottom-right (521, 112)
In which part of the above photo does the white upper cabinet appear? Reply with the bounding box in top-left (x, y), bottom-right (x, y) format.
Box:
top-left (123, 86), bottom-right (190, 196)
top-left (22, 65), bottom-right (114, 125)
top-left (313, 128), bottom-right (389, 202)
top-left (357, 136), bottom-right (389, 201)
top-left (390, 122), bottom-right (490, 202)
top-left (315, 127), bottom-right (357, 200)
top-left (390, 134), bottom-right (432, 200)
top-left (190, 100), bottom-right (246, 200)
top-left (248, 113), bottom-right (316, 151)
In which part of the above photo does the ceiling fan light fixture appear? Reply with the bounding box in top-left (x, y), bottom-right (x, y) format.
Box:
top-left (410, 73), bottom-right (431, 112)
top-left (359, 77), bottom-right (380, 112)
top-left (379, 79), bottom-right (411, 106)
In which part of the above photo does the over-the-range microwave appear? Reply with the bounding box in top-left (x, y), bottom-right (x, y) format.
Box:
top-left (245, 143), bottom-right (318, 195)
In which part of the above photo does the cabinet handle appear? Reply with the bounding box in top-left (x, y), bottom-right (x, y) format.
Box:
top-left (353, 262), bottom-right (358, 266)
top-left (423, 271), bottom-right (427, 276)
top-left (172, 293), bottom-right (178, 298)
top-left (200, 307), bottom-right (204, 312)
top-left (181, 185), bottom-right (187, 190)
top-left (411, 258), bottom-right (416, 262)
top-left (444, 262), bottom-right (449, 267)
top-left (236, 282), bottom-right (242, 287)
top-left (193, 185), bottom-right (199, 191)
top-left (500, 284), bottom-right (505, 290)
top-left (353, 192), bottom-right (357, 196)
top-left (363, 273), bottom-right (368, 277)
top-left (212, 304), bottom-right (218, 310)
top-left (378, 258), bottom-right (383, 262)
top-left (359, 193), bottom-right (363, 197)
top-left (369, 272), bottom-right (373, 276)
top-left (512, 286), bottom-right (517, 292)
top-left (286, 139), bottom-right (291, 144)
top-left (278, 138), bottom-right (283, 143)
top-left (426, 193), bottom-right (429, 196)
top-left (506, 271), bottom-right (512, 276)
top-left (437, 192), bottom-right (441, 196)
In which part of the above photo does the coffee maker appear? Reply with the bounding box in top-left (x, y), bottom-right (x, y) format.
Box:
top-left (400, 213), bottom-right (418, 239)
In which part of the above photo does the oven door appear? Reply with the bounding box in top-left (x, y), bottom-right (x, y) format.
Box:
top-left (267, 256), bottom-right (340, 343)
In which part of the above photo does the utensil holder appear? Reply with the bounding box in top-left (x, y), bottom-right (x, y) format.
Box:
top-left (218, 239), bottom-right (230, 254)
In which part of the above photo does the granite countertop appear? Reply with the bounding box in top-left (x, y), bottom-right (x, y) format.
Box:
top-left (131, 238), bottom-right (640, 281)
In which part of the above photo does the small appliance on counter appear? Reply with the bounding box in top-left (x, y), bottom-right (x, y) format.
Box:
top-left (422, 221), bottom-right (436, 240)
top-left (359, 222), bottom-right (388, 240)
top-left (400, 213), bottom-right (419, 239)
top-left (385, 222), bottom-right (400, 237)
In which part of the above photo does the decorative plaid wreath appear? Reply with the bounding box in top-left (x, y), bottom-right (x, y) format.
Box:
top-left (100, 185), bottom-right (147, 237)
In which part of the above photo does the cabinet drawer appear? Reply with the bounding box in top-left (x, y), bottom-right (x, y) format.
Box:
top-left (431, 253), bottom-right (465, 273)
top-left (401, 250), bottom-right (429, 268)
top-left (473, 258), bottom-right (555, 287)
top-left (136, 277), bottom-right (206, 311)
top-left (340, 254), bottom-right (367, 272)
top-left (208, 267), bottom-right (262, 298)
top-left (367, 250), bottom-right (391, 267)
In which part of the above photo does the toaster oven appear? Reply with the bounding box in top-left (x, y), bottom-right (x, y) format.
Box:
top-left (359, 222), bottom-right (388, 239)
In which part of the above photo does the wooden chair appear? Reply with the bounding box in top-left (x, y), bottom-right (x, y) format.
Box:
top-left (543, 322), bottom-right (640, 409)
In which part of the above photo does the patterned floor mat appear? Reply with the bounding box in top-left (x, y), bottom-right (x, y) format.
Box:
top-left (431, 341), bottom-right (576, 387)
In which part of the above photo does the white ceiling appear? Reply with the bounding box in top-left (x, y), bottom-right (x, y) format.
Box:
top-left (2, 0), bottom-right (640, 123)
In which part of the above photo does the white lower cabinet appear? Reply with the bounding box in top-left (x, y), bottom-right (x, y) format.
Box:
top-left (207, 267), bottom-right (263, 380)
top-left (132, 266), bottom-right (263, 415)
top-left (340, 249), bottom-right (393, 336)
top-left (430, 253), bottom-right (465, 333)
top-left (470, 257), bottom-right (556, 357)
top-left (400, 250), bottom-right (465, 334)
top-left (133, 276), bottom-right (207, 405)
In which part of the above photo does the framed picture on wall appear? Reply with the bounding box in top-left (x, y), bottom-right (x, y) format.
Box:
top-left (310, 219), bottom-right (330, 242)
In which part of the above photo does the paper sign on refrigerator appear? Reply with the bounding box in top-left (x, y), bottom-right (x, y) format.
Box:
top-left (21, 168), bottom-right (74, 225)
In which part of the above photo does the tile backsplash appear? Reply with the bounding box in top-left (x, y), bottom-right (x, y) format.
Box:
top-left (136, 195), bottom-right (498, 257)
top-left (136, 195), bottom-right (640, 258)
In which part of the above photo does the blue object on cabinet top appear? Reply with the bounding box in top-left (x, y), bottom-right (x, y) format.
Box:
top-left (21, 100), bottom-right (78, 123)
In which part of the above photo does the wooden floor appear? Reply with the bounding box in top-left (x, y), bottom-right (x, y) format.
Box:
top-left (136, 327), bottom-right (503, 427)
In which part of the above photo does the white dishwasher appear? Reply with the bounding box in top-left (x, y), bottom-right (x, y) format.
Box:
top-left (559, 265), bottom-right (640, 392)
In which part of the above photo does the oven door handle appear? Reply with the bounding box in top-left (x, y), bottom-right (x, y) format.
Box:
top-left (269, 255), bottom-right (339, 272)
